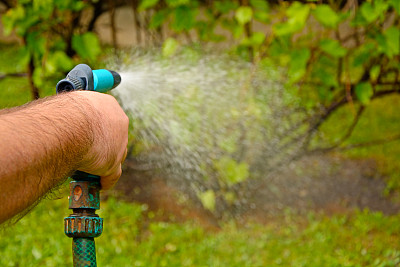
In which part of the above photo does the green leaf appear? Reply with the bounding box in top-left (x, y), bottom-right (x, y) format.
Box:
top-left (242, 32), bottom-right (266, 47)
top-left (269, 37), bottom-right (291, 64)
top-left (312, 55), bottom-right (339, 94)
top-left (369, 65), bottom-right (380, 82)
top-left (250, 0), bottom-right (269, 12)
top-left (313, 4), bottom-right (340, 28)
top-left (274, 2), bottom-right (310, 36)
top-left (215, 157), bottom-right (249, 186)
top-left (196, 21), bottom-right (224, 42)
top-left (32, 66), bottom-right (43, 87)
top-left (73, 1), bottom-right (86, 11)
top-left (139, 0), bottom-right (159, 10)
top-left (289, 48), bottom-right (311, 83)
top-left (223, 192), bottom-right (235, 205)
top-left (55, 0), bottom-right (84, 10)
top-left (1, 16), bottom-right (14, 36)
top-left (26, 32), bottom-right (46, 57)
top-left (317, 68), bottom-right (339, 88)
top-left (165, 0), bottom-right (189, 8)
top-left (250, 32), bottom-right (265, 46)
top-left (198, 190), bottom-right (215, 212)
top-left (254, 10), bottom-right (269, 23)
top-left (162, 37), bottom-right (179, 57)
top-left (287, 2), bottom-right (310, 22)
top-left (352, 43), bottom-right (375, 67)
top-left (72, 32), bottom-right (100, 61)
top-left (17, 46), bottom-right (31, 68)
top-left (214, 1), bottom-right (239, 14)
top-left (373, 27), bottom-right (400, 58)
top-left (319, 39), bottom-right (347, 58)
top-left (2, 5), bottom-right (26, 36)
top-left (360, 0), bottom-right (388, 23)
top-left (150, 9), bottom-right (169, 29)
top-left (384, 27), bottom-right (400, 57)
top-left (355, 82), bottom-right (374, 105)
top-left (351, 9), bottom-right (369, 26)
top-left (233, 25), bottom-right (244, 39)
top-left (52, 51), bottom-right (73, 72)
top-left (33, 0), bottom-right (53, 18)
top-left (389, 0), bottom-right (400, 15)
top-left (172, 6), bottom-right (197, 32)
top-left (235, 6), bottom-right (253, 25)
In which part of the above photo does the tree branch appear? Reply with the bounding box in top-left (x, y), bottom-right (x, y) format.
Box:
top-left (0, 73), bottom-right (27, 80)
top-left (88, 1), bottom-right (105, 32)
top-left (0, 0), bottom-right (13, 9)
top-left (109, 0), bottom-right (118, 52)
top-left (308, 105), bottom-right (365, 153)
top-left (329, 134), bottom-right (400, 152)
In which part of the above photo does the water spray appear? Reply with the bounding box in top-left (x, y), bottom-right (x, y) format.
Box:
top-left (57, 64), bottom-right (121, 267)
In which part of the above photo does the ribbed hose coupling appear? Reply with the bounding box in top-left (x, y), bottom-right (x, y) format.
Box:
top-left (64, 174), bottom-right (102, 267)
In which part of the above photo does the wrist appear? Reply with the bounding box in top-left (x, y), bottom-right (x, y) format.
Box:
top-left (64, 91), bottom-right (101, 170)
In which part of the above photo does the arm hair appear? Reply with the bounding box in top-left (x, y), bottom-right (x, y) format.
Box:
top-left (0, 93), bottom-right (98, 224)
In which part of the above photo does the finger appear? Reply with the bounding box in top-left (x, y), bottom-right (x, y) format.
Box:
top-left (100, 164), bottom-right (122, 190)
top-left (122, 148), bottom-right (128, 164)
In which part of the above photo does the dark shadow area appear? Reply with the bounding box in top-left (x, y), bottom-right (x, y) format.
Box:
top-left (113, 155), bottom-right (400, 226)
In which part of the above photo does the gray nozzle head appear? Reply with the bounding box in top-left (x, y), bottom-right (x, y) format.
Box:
top-left (56, 76), bottom-right (85, 93)
top-left (109, 70), bottom-right (121, 89)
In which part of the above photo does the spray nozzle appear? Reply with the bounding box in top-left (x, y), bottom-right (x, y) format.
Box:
top-left (56, 64), bottom-right (121, 94)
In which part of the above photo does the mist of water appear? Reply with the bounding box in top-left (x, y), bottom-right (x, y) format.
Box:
top-left (108, 50), bottom-right (310, 216)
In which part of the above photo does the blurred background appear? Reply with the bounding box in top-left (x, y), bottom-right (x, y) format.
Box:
top-left (1, 0), bottom-right (400, 266)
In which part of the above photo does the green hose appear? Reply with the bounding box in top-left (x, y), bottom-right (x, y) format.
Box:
top-left (73, 238), bottom-right (97, 267)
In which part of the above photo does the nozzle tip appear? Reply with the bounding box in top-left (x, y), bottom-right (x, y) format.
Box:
top-left (109, 70), bottom-right (121, 88)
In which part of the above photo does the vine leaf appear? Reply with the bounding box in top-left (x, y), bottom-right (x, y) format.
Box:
top-left (235, 6), bottom-right (253, 25)
top-left (274, 2), bottom-right (310, 36)
top-left (162, 37), bottom-right (179, 57)
top-left (313, 5), bottom-right (340, 28)
top-left (198, 190), bottom-right (216, 212)
top-left (72, 32), bottom-right (101, 61)
top-left (289, 48), bottom-right (311, 83)
top-left (139, 0), bottom-right (159, 10)
top-left (355, 82), bottom-right (373, 105)
top-left (319, 39), bottom-right (347, 58)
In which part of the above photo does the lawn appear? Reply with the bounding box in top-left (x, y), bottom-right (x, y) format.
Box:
top-left (1, 197), bottom-right (400, 267)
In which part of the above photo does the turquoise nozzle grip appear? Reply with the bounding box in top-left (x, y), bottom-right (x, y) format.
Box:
top-left (93, 69), bottom-right (121, 93)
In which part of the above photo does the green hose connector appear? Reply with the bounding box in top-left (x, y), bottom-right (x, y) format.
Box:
top-left (64, 172), bottom-right (103, 267)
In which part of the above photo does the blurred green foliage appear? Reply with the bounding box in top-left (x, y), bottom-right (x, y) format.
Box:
top-left (1, 0), bottom-right (102, 97)
top-left (136, 0), bottom-right (400, 212)
top-left (141, 0), bottom-right (399, 108)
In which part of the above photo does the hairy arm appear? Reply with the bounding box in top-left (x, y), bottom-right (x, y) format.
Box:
top-left (0, 91), bottom-right (128, 224)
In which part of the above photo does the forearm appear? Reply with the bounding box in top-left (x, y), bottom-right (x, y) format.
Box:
top-left (0, 93), bottom-right (96, 224)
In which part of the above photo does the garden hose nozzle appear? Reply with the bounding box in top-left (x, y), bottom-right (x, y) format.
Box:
top-left (56, 64), bottom-right (121, 93)
top-left (57, 64), bottom-right (121, 267)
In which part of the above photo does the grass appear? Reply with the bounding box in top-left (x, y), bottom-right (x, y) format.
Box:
top-left (0, 42), bottom-right (400, 266)
top-left (1, 197), bottom-right (400, 267)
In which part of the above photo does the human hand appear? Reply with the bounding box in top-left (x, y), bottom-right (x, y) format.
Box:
top-left (72, 91), bottom-right (129, 190)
